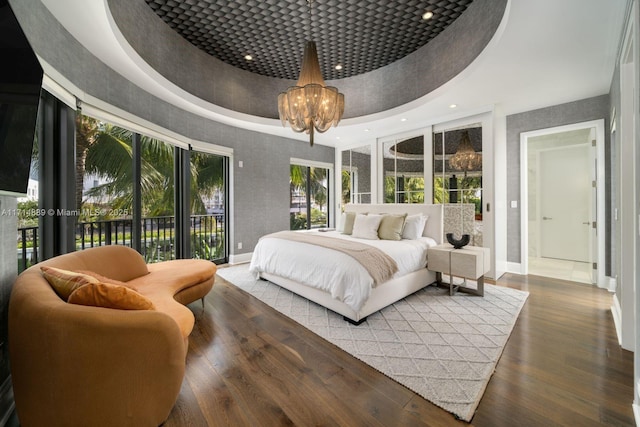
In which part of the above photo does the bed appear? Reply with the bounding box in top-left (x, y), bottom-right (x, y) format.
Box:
top-left (249, 204), bottom-right (444, 323)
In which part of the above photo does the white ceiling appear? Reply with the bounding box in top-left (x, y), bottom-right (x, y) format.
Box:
top-left (41, 0), bottom-right (629, 148)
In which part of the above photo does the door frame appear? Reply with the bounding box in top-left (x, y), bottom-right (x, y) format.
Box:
top-left (519, 119), bottom-right (606, 288)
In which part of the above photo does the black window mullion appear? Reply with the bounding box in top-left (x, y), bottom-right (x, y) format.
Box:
top-left (131, 133), bottom-right (142, 253)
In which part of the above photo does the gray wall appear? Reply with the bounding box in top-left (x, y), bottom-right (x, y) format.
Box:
top-left (10, 0), bottom-right (334, 255)
top-left (505, 95), bottom-right (611, 273)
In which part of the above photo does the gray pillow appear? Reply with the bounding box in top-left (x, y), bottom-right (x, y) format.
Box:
top-left (378, 213), bottom-right (407, 241)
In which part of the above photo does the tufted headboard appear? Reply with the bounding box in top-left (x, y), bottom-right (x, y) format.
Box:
top-left (344, 204), bottom-right (444, 244)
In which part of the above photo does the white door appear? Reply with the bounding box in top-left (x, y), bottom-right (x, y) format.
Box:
top-left (539, 144), bottom-right (591, 262)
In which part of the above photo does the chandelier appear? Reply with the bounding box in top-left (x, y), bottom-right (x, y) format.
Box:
top-left (449, 130), bottom-right (482, 174)
top-left (277, 0), bottom-right (344, 146)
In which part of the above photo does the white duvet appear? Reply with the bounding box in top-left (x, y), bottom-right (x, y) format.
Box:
top-left (248, 231), bottom-right (437, 311)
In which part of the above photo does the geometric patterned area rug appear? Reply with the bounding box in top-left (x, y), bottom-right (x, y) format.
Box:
top-left (217, 264), bottom-right (529, 422)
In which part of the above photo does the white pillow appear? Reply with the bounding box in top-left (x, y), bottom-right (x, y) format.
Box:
top-left (402, 214), bottom-right (428, 240)
top-left (351, 214), bottom-right (383, 240)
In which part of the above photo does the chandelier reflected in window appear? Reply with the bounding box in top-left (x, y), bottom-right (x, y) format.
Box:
top-left (449, 130), bottom-right (482, 175)
top-left (277, 0), bottom-right (344, 147)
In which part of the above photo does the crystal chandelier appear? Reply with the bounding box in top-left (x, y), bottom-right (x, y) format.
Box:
top-left (449, 130), bottom-right (482, 174)
top-left (277, 0), bottom-right (344, 146)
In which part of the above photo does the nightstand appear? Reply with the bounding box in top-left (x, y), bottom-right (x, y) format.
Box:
top-left (427, 244), bottom-right (490, 296)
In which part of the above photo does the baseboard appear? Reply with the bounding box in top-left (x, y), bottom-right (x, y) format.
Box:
top-left (228, 252), bottom-right (252, 265)
top-left (633, 402), bottom-right (640, 427)
top-left (0, 375), bottom-right (15, 427)
top-left (505, 262), bottom-right (522, 275)
top-left (611, 294), bottom-right (623, 346)
top-left (607, 276), bottom-right (617, 292)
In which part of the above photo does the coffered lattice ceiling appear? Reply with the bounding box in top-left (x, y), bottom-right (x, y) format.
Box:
top-left (144, 0), bottom-right (474, 80)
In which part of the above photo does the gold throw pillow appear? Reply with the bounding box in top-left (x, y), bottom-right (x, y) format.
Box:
top-left (41, 266), bottom-right (100, 301)
top-left (67, 282), bottom-right (155, 311)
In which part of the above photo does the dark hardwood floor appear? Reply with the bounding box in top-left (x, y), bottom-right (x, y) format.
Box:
top-left (165, 272), bottom-right (634, 427)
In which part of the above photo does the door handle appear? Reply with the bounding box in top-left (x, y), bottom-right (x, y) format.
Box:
top-left (582, 222), bottom-right (590, 225)
top-left (542, 216), bottom-right (553, 220)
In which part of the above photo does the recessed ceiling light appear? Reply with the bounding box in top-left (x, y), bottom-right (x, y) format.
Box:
top-left (336, 136), bottom-right (341, 140)
top-left (244, 54), bottom-right (253, 61)
top-left (335, 64), bottom-right (343, 70)
top-left (422, 11), bottom-right (434, 20)
top-left (449, 104), bottom-right (457, 109)
top-left (400, 118), bottom-right (407, 122)
top-left (364, 128), bottom-right (370, 132)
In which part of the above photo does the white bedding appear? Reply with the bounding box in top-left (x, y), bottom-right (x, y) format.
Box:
top-left (248, 231), bottom-right (437, 311)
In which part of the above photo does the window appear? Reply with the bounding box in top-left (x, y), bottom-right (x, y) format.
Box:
top-left (77, 117), bottom-right (181, 262)
top-left (47, 112), bottom-right (228, 263)
top-left (75, 114), bottom-right (232, 263)
top-left (290, 163), bottom-right (330, 230)
top-left (190, 151), bottom-right (228, 264)
top-left (16, 137), bottom-right (39, 273)
top-left (140, 138), bottom-right (175, 262)
top-left (18, 97), bottom-right (231, 272)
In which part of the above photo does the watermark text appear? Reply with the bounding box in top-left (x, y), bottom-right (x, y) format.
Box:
top-left (1, 208), bottom-right (131, 217)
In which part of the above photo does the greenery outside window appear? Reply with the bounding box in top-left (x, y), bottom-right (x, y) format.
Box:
top-left (189, 151), bottom-right (227, 263)
top-left (17, 111), bottom-right (229, 270)
top-left (290, 163), bottom-right (330, 230)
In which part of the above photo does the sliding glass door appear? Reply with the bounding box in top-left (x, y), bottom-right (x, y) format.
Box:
top-left (290, 163), bottom-right (330, 230)
top-left (140, 138), bottom-right (175, 261)
top-left (189, 151), bottom-right (228, 264)
top-left (28, 111), bottom-right (230, 266)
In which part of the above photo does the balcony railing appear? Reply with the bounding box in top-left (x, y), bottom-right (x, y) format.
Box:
top-left (17, 214), bottom-right (225, 273)
top-left (17, 226), bottom-right (38, 274)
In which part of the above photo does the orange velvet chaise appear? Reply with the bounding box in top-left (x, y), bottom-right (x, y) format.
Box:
top-left (9, 245), bottom-right (216, 427)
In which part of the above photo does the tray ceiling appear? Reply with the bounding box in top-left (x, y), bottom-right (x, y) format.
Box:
top-left (144, 0), bottom-right (474, 80)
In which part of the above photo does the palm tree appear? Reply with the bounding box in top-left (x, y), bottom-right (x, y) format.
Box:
top-left (290, 164), bottom-right (306, 209)
top-left (75, 115), bottom-right (99, 210)
top-left (310, 167), bottom-right (327, 211)
top-left (78, 115), bottom-right (224, 217)
top-left (190, 152), bottom-right (224, 214)
top-left (341, 169), bottom-right (351, 205)
top-left (289, 165), bottom-right (329, 229)
top-left (83, 123), bottom-right (166, 215)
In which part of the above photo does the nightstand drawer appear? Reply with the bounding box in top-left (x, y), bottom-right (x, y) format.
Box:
top-left (428, 245), bottom-right (490, 279)
top-left (427, 248), bottom-right (452, 274)
top-left (450, 248), bottom-right (489, 279)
